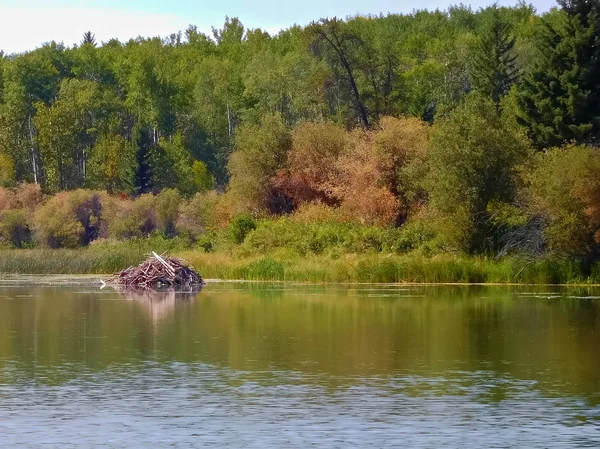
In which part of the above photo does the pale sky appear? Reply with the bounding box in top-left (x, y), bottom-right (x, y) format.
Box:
top-left (0, 0), bottom-right (558, 55)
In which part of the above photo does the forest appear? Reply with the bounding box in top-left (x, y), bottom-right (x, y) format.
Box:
top-left (0, 0), bottom-right (599, 278)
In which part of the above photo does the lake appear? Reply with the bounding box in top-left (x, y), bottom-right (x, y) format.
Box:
top-left (0, 279), bottom-right (599, 448)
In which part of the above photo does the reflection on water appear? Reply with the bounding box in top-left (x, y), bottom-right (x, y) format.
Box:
top-left (113, 286), bottom-right (202, 323)
top-left (0, 282), bottom-right (599, 447)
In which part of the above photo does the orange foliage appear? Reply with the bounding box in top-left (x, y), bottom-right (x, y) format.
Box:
top-left (275, 121), bottom-right (346, 207)
top-left (373, 117), bottom-right (429, 195)
top-left (276, 117), bottom-right (429, 225)
top-left (327, 130), bottom-right (400, 227)
top-left (0, 183), bottom-right (43, 212)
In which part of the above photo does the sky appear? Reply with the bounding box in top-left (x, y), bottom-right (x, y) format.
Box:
top-left (0, 0), bottom-right (558, 55)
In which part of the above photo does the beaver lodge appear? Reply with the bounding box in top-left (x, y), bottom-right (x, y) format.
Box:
top-left (109, 252), bottom-right (204, 290)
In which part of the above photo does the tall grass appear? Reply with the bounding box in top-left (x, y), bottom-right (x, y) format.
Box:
top-left (0, 241), bottom-right (598, 285)
top-left (180, 252), bottom-right (600, 285)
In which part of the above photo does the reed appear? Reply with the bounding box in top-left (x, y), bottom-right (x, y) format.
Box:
top-left (0, 244), bottom-right (598, 285)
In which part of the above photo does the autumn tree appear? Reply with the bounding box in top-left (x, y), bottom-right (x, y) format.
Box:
top-left (274, 121), bottom-right (346, 207)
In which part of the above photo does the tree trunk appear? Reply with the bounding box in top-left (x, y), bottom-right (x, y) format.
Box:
top-left (28, 113), bottom-right (38, 184)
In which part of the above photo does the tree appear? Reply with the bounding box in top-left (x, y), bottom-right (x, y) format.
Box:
top-left (150, 133), bottom-right (200, 195)
top-left (0, 154), bottom-right (15, 187)
top-left (525, 144), bottom-right (600, 256)
top-left (133, 127), bottom-right (154, 195)
top-left (471, 5), bottom-right (519, 106)
top-left (427, 95), bottom-right (530, 252)
top-left (34, 78), bottom-right (119, 191)
top-left (227, 112), bottom-right (291, 213)
top-left (309, 18), bottom-right (370, 128)
top-left (87, 134), bottom-right (134, 193)
top-left (274, 121), bottom-right (346, 207)
top-left (517, 0), bottom-right (600, 148)
top-left (81, 31), bottom-right (96, 47)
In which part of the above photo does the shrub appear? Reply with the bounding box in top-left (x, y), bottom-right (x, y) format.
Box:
top-left (427, 95), bottom-right (530, 252)
top-left (0, 209), bottom-right (31, 248)
top-left (227, 214), bottom-right (257, 244)
top-left (33, 190), bottom-right (104, 248)
top-left (373, 116), bottom-right (430, 210)
top-left (227, 113), bottom-right (291, 213)
top-left (13, 183), bottom-right (43, 211)
top-left (176, 190), bottom-right (220, 240)
top-left (155, 189), bottom-right (181, 237)
top-left (0, 187), bottom-right (15, 211)
top-left (105, 194), bottom-right (157, 239)
top-left (0, 183), bottom-right (43, 212)
top-left (525, 144), bottom-right (600, 256)
top-left (329, 131), bottom-right (400, 226)
top-left (273, 121), bottom-right (346, 207)
top-left (290, 202), bottom-right (347, 224)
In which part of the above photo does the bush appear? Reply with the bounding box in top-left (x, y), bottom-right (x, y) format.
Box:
top-left (227, 113), bottom-right (291, 213)
top-left (33, 190), bottom-right (104, 248)
top-left (227, 214), bottom-right (257, 244)
top-left (427, 95), bottom-right (530, 252)
top-left (105, 194), bottom-right (157, 240)
top-left (373, 116), bottom-right (430, 210)
top-left (525, 144), bottom-right (600, 256)
top-left (0, 183), bottom-right (43, 212)
top-left (273, 121), bottom-right (346, 207)
top-left (329, 131), bottom-right (400, 226)
top-left (176, 190), bottom-right (220, 240)
top-left (13, 183), bottom-right (43, 210)
top-left (290, 202), bottom-right (346, 224)
top-left (0, 209), bottom-right (31, 248)
top-left (155, 189), bottom-right (181, 237)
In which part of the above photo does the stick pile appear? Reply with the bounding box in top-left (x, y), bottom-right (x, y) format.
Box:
top-left (110, 252), bottom-right (204, 290)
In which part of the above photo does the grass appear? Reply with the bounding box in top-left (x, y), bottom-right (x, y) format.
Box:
top-left (0, 239), bottom-right (598, 285)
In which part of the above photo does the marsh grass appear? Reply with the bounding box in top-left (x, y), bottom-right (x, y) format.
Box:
top-left (0, 241), bottom-right (598, 285)
top-left (180, 251), bottom-right (600, 285)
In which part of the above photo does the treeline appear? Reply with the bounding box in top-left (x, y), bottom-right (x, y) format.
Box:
top-left (0, 1), bottom-right (599, 261)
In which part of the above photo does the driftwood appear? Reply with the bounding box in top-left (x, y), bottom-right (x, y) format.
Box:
top-left (109, 252), bottom-right (204, 290)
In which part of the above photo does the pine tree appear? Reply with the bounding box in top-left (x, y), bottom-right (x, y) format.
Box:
top-left (81, 31), bottom-right (96, 47)
top-left (517, 0), bottom-right (600, 148)
top-left (471, 5), bottom-right (519, 106)
top-left (134, 128), bottom-right (153, 195)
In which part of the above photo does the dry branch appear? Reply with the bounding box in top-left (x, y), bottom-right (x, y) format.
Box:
top-left (108, 252), bottom-right (204, 290)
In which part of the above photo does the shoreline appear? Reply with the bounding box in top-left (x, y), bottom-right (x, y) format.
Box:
top-left (1, 273), bottom-right (599, 289)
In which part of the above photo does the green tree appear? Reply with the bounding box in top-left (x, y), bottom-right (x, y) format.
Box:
top-left (35, 78), bottom-right (119, 191)
top-left (0, 154), bottom-right (15, 187)
top-left (525, 144), bottom-right (600, 256)
top-left (81, 31), bottom-right (96, 47)
top-left (150, 133), bottom-right (199, 195)
top-left (309, 18), bottom-right (371, 128)
top-left (427, 95), bottom-right (530, 252)
top-left (227, 112), bottom-right (291, 212)
top-left (471, 5), bottom-right (519, 106)
top-left (87, 134), bottom-right (134, 193)
top-left (517, 0), bottom-right (600, 148)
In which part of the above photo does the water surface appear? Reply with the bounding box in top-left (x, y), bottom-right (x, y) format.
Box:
top-left (0, 281), bottom-right (599, 447)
